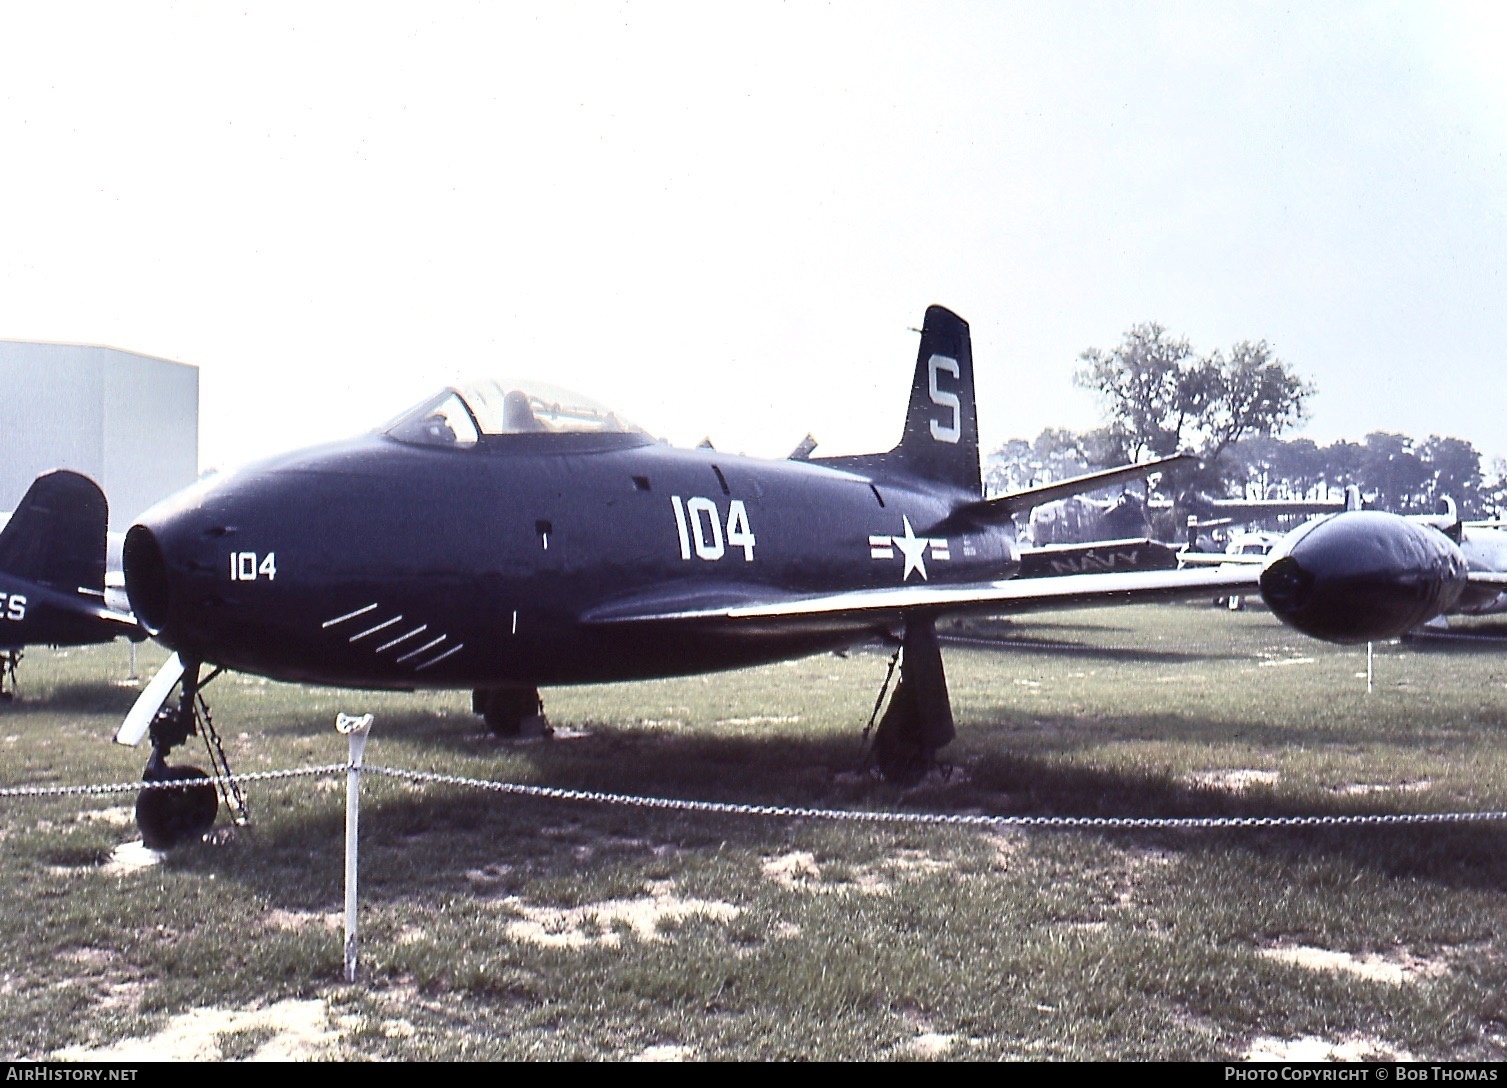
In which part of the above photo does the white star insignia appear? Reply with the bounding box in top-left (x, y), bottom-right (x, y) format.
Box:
top-left (893, 515), bottom-right (930, 581)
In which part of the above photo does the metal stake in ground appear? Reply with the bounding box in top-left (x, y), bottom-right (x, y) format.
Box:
top-left (337, 712), bottom-right (374, 984)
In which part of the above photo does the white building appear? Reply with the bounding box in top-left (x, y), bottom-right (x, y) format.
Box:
top-left (0, 341), bottom-right (198, 530)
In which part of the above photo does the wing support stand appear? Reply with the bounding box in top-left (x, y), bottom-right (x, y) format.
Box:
top-left (867, 618), bottom-right (956, 786)
top-left (136, 660), bottom-right (248, 849)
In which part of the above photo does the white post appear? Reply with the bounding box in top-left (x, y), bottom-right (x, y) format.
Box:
top-left (1366, 641), bottom-right (1373, 695)
top-left (336, 713), bottom-right (373, 984)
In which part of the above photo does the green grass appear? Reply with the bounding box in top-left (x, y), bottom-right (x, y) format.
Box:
top-left (3, 605), bottom-right (1507, 1060)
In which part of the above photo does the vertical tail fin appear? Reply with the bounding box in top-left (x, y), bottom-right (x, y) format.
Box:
top-left (0, 471), bottom-right (110, 594)
top-left (893, 305), bottom-right (980, 497)
top-left (812, 305), bottom-right (982, 497)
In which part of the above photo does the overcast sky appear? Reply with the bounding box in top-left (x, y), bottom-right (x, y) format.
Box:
top-left (2, 2), bottom-right (1504, 474)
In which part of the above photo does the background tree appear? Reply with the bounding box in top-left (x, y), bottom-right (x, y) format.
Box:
top-left (1074, 323), bottom-right (1195, 462)
top-left (1076, 324), bottom-right (1313, 501)
top-left (1360, 432), bottom-right (1431, 513)
top-left (1488, 457), bottom-right (1507, 519)
top-left (1418, 435), bottom-right (1485, 517)
top-left (1200, 341), bottom-right (1313, 464)
top-left (983, 428), bottom-right (1093, 496)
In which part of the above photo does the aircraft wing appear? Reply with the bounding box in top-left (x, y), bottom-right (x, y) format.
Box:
top-left (583, 566), bottom-right (1261, 627)
top-left (1468, 571), bottom-right (1507, 589)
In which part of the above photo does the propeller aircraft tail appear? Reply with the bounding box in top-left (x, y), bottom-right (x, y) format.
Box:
top-left (0, 471), bottom-right (110, 595)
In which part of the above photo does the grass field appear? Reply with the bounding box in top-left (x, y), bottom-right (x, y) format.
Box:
top-left (3, 603), bottom-right (1507, 1061)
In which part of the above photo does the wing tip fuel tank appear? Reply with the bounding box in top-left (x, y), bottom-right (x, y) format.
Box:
top-left (1259, 511), bottom-right (1468, 643)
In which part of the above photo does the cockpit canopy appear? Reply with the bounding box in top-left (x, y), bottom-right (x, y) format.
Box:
top-left (386, 380), bottom-right (649, 449)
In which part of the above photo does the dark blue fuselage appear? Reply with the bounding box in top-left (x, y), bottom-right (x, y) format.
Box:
top-left (125, 431), bottom-right (1017, 689)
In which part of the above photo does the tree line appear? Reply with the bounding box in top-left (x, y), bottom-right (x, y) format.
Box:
top-left (986, 323), bottom-right (1506, 519)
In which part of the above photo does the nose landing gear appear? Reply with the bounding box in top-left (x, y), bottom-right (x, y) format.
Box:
top-left (134, 661), bottom-right (248, 849)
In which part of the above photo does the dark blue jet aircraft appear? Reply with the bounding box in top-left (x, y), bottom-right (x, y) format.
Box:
top-left (114, 305), bottom-right (1468, 847)
top-left (0, 471), bottom-right (140, 697)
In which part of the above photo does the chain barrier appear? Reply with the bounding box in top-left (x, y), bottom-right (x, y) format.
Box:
top-left (4, 761), bottom-right (1507, 831)
top-left (359, 764), bottom-right (1507, 831)
top-left (0, 764), bottom-right (346, 800)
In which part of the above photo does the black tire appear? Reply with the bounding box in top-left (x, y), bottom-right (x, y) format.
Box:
top-left (136, 765), bottom-right (218, 850)
top-left (871, 728), bottom-right (931, 787)
top-left (481, 688), bottom-right (540, 737)
top-left (869, 674), bottom-right (933, 787)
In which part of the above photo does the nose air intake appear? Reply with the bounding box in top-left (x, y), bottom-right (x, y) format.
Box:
top-left (123, 525), bottom-right (171, 636)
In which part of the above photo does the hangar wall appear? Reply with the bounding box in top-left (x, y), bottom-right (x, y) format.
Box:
top-left (0, 341), bottom-right (199, 531)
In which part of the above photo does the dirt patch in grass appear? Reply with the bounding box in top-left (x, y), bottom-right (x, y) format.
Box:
top-left (1244, 1033), bottom-right (1414, 1062)
top-left (1259, 943), bottom-right (1450, 985)
top-left (632, 1043), bottom-right (695, 1061)
top-left (982, 830), bottom-right (1028, 866)
top-left (888, 849), bottom-right (952, 877)
top-left (903, 1031), bottom-right (966, 1057)
top-left (263, 908), bottom-right (341, 933)
top-left (1108, 846), bottom-right (1176, 908)
top-left (761, 849), bottom-right (952, 896)
top-left (53, 997), bottom-right (343, 1061)
top-left (101, 841), bottom-right (163, 876)
top-left (1188, 769), bottom-right (1279, 792)
top-left (1330, 779), bottom-right (1432, 796)
top-left (58, 947), bottom-right (146, 1014)
top-left (60, 946), bottom-right (117, 968)
top-left (761, 850), bottom-right (823, 890)
top-left (77, 806), bottom-right (135, 828)
top-left (497, 880), bottom-right (740, 949)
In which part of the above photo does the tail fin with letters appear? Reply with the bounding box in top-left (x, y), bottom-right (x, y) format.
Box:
top-left (814, 305), bottom-right (981, 498)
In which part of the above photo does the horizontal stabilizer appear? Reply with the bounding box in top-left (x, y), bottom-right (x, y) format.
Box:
top-left (1206, 498), bottom-right (1347, 517)
top-left (938, 454), bottom-right (1196, 531)
top-left (1178, 550), bottom-right (1265, 567)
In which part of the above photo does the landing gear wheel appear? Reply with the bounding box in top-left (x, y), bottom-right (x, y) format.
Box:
top-left (136, 765), bottom-right (218, 850)
top-left (874, 696), bottom-right (928, 789)
top-left (866, 622), bottom-right (954, 787)
top-left (874, 723), bottom-right (928, 783)
top-left (475, 687), bottom-right (551, 738)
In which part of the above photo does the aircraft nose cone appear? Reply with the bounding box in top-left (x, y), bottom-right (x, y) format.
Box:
top-left (123, 486), bottom-right (239, 653)
top-left (1259, 511), bottom-right (1468, 643)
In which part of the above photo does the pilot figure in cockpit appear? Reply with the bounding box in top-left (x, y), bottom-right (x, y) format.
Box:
top-left (503, 390), bottom-right (548, 432)
top-left (420, 411), bottom-right (457, 444)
